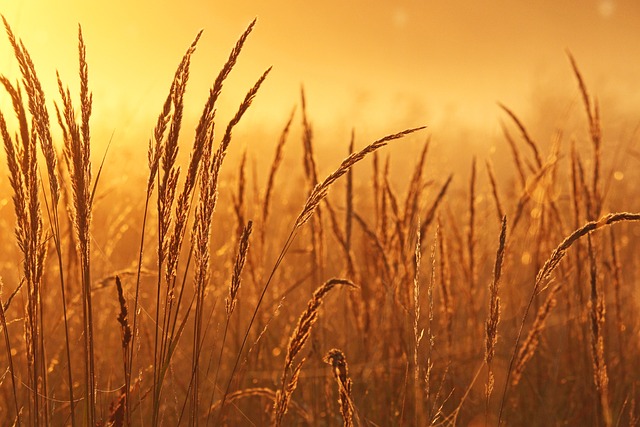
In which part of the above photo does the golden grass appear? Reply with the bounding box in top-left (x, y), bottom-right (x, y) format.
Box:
top-left (272, 278), bottom-right (356, 426)
top-left (324, 348), bottom-right (355, 427)
top-left (1, 16), bottom-right (640, 427)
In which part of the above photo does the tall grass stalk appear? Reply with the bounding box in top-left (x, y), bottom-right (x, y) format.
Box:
top-left (413, 221), bottom-right (423, 425)
top-left (484, 216), bottom-right (507, 424)
top-left (0, 280), bottom-right (21, 425)
top-left (141, 20), bottom-right (260, 425)
top-left (54, 24), bottom-right (94, 425)
top-left (587, 235), bottom-right (612, 426)
top-left (124, 27), bottom-right (202, 426)
top-left (272, 278), bottom-right (356, 426)
top-left (498, 212), bottom-right (640, 425)
top-left (205, 221), bottom-right (253, 425)
top-left (324, 349), bottom-right (355, 427)
top-left (188, 65), bottom-right (270, 424)
top-left (216, 126), bottom-right (425, 423)
top-left (1, 18), bottom-right (59, 424)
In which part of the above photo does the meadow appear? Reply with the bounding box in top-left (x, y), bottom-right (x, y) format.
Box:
top-left (1, 17), bottom-right (639, 426)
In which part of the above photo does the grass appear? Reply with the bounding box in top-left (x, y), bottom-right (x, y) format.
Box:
top-left (1, 16), bottom-right (640, 426)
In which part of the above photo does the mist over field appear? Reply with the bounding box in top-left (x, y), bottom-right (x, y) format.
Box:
top-left (1, 2), bottom-right (639, 426)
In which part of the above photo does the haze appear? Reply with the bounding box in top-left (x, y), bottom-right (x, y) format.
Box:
top-left (1, 0), bottom-right (639, 149)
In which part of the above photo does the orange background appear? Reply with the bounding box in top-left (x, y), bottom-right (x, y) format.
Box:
top-left (1, 1), bottom-right (639, 150)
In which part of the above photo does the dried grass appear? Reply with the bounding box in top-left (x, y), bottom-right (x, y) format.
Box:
top-left (587, 236), bottom-right (612, 426)
top-left (500, 212), bottom-right (640, 424)
top-left (272, 279), bottom-right (356, 426)
top-left (324, 349), bottom-right (355, 427)
top-left (484, 216), bottom-right (507, 420)
top-left (0, 279), bottom-right (21, 425)
top-left (1, 14), bottom-right (640, 427)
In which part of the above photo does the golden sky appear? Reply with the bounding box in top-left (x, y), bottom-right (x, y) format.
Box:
top-left (1, 0), bottom-right (639, 148)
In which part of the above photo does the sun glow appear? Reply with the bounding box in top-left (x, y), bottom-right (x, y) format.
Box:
top-left (1, 0), bottom-right (639, 156)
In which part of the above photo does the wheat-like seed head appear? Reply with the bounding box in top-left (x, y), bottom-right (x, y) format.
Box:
top-left (499, 103), bottom-right (543, 169)
top-left (262, 107), bottom-right (296, 231)
top-left (115, 276), bottom-right (132, 350)
top-left (419, 174), bottom-right (452, 243)
top-left (324, 348), bottom-right (354, 427)
top-left (485, 216), bottom-right (507, 366)
top-left (403, 138), bottom-right (430, 231)
top-left (510, 212), bottom-right (640, 389)
top-left (272, 278), bottom-right (356, 426)
top-left (226, 221), bottom-right (253, 317)
top-left (294, 127), bottom-right (425, 230)
top-left (485, 216), bottom-right (507, 406)
top-left (486, 160), bottom-right (504, 222)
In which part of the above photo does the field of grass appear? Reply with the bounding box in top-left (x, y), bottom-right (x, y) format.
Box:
top-left (1, 17), bottom-right (640, 426)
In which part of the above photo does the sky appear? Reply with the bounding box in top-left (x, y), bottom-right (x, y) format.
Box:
top-left (1, 0), bottom-right (639, 152)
